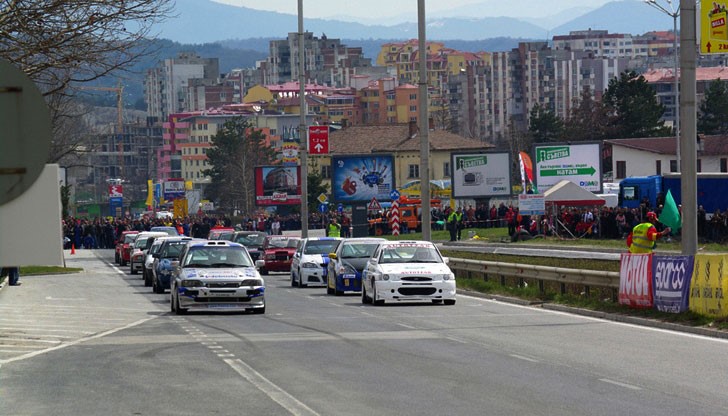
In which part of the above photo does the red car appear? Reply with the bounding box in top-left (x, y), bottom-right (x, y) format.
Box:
top-left (115, 231), bottom-right (139, 266)
top-left (258, 236), bottom-right (300, 275)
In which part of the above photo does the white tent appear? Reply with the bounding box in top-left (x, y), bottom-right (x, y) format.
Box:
top-left (543, 180), bottom-right (605, 207)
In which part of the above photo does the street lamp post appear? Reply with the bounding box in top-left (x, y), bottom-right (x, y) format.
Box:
top-left (645, 0), bottom-right (680, 172)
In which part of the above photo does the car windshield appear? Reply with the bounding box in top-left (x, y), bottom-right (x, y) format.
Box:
top-left (341, 243), bottom-right (379, 258)
top-left (304, 240), bottom-right (340, 255)
top-left (162, 242), bottom-right (186, 258)
top-left (236, 234), bottom-right (266, 247)
top-left (266, 237), bottom-right (290, 249)
top-left (378, 245), bottom-right (442, 264)
top-left (123, 234), bottom-right (138, 244)
top-left (182, 247), bottom-right (252, 268)
top-left (149, 242), bottom-right (163, 255)
top-left (151, 227), bottom-right (178, 236)
top-left (134, 237), bottom-right (150, 249)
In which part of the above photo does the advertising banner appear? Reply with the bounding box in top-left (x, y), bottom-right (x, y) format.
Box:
top-left (689, 254), bottom-right (728, 317)
top-left (163, 179), bottom-right (185, 201)
top-left (701, 0), bottom-right (728, 53)
top-left (451, 152), bottom-right (511, 198)
top-left (109, 196), bottom-right (123, 217)
top-left (255, 166), bottom-right (302, 206)
top-left (517, 194), bottom-right (545, 216)
top-left (332, 155), bottom-right (394, 202)
top-left (619, 253), bottom-right (653, 308)
top-left (533, 143), bottom-right (602, 193)
top-left (108, 184), bottom-right (123, 198)
top-left (281, 140), bottom-right (299, 166)
top-left (652, 255), bottom-right (694, 313)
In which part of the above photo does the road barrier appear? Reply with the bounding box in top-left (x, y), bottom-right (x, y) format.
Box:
top-left (448, 257), bottom-right (620, 296)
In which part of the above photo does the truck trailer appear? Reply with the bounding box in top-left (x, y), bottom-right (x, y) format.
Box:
top-left (619, 173), bottom-right (728, 213)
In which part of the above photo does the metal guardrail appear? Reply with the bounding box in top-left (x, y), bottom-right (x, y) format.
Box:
top-left (448, 257), bottom-right (620, 293)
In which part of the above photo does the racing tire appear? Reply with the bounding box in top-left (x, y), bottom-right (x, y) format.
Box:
top-left (153, 278), bottom-right (165, 294)
top-left (327, 285), bottom-right (334, 295)
top-left (361, 284), bottom-right (372, 304)
top-left (291, 272), bottom-right (298, 287)
top-left (260, 267), bottom-right (268, 275)
top-left (334, 287), bottom-right (343, 296)
top-left (372, 283), bottom-right (384, 306)
top-left (298, 272), bottom-right (307, 288)
top-left (173, 292), bottom-right (187, 315)
top-left (120, 258), bottom-right (126, 267)
top-left (144, 271), bottom-right (152, 287)
top-left (444, 299), bottom-right (456, 306)
top-left (130, 261), bottom-right (137, 275)
top-left (115, 253), bottom-right (120, 264)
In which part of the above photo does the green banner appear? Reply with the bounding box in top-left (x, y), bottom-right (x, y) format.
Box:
top-left (540, 166), bottom-right (596, 177)
top-left (456, 155), bottom-right (487, 170)
top-left (536, 146), bottom-right (570, 163)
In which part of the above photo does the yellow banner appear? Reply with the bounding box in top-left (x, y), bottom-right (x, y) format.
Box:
top-left (689, 254), bottom-right (728, 317)
top-left (701, 1), bottom-right (728, 53)
top-left (145, 180), bottom-right (154, 207)
top-left (173, 199), bottom-right (188, 219)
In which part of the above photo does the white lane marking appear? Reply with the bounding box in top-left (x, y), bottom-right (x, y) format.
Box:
top-left (0, 338), bottom-right (61, 344)
top-left (599, 378), bottom-right (642, 391)
top-left (510, 354), bottom-right (539, 363)
top-left (225, 358), bottom-right (321, 416)
top-left (396, 323), bottom-right (417, 329)
top-left (458, 294), bottom-right (728, 344)
top-left (45, 296), bottom-right (88, 301)
top-left (217, 353), bottom-right (235, 357)
top-left (445, 336), bottom-right (469, 344)
top-left (0, 317), bottom-right (155, 365)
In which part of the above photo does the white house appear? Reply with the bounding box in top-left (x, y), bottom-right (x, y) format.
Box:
top-left (605, 136), bottom-right (728, 180)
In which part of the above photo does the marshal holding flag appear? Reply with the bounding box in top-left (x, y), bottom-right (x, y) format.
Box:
top-left (659, 189), bottom-right (682, 232)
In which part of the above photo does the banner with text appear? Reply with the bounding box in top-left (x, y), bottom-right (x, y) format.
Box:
top-left (619, 253), bottom-right (653, 308)
top-left (255, 166), bottom-right (302, 206)
top-left (533, 142), bottom-right (602, 193)
top-left (652, 255), bottom-right (694, 313)
top-left (689, 254), bottom-right (728, 317)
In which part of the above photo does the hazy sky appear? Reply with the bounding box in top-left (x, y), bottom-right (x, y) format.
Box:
top-left (211, 0), bottom-right (637, 21)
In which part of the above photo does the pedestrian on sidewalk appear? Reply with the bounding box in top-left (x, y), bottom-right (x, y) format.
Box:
top-left (2, 267), bottom-right (20, 286)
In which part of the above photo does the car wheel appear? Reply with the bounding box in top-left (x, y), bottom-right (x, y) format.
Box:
top-left (120, 258), bottom-right (126, 267)
top-left (170, 288), bottom-right (176, 312)
top-left (298, 271), bottom-right (307, 288)
top-left (260, 267), bottom-right (268, 275)
top-left (130, 261), bottom-right (136, 275)
top-left (291, 272), bottom-right (297, 287)
top-left (115, 253), bottom-right (120, 264)
top-left (173, 292), bottom-right (187, 315)
top-left (361, 284), bottom-right (371, 304)
top-left (444, 299), bottom-right (456, 306)
top-left (153, 277), bottom-right (164, 294)
top-left (372, 282), bottom-right (384, 306)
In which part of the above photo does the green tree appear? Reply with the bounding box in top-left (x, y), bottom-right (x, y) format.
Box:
top-left (563, 87), bottom-right (611, 142)
top-left (60, 184), bottom-right (72, 219)
top-left (203, 117), bottom-right (276, 215)
top-left (698, 79), bottom-right (728, 135)
top-left (528, 104), bottom-right (564, 143)
top-left (603, 70), bottom-right (670, 138)
top-left (306, 158), bottom-right (330, 214)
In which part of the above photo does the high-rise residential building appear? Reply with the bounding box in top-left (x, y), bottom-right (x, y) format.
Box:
top-left (144, 52), bottom-right (220, 121)
top-left (266, 32), bottom-right (373, 87)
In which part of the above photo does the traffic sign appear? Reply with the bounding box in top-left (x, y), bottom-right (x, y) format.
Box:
top-left (317, 193), bottom-right (328, 204)
top-left (367, 197), bottom-right (382, 211)
top-left (308, 126), bottom-right (329, 155)
top-left (390, 189), bottom-right (401, 201)
top-left (337, 203), bottom-right (343, 213)
top-left (319, 203), bottom-right (328, 213)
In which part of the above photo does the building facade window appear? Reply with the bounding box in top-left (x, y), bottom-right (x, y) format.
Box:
top-left (408, 164), bottom-right (419, 179)
top-left (321, 165), bottom-right (331, 179)
top-left (443, 162), bottom-right (451, 178)
top-left (670, 160), bottom-right (678, 172)
top-left (616, 161), bottom-right (626, 179)
top-left (655, 160), bottom-right (662, 176)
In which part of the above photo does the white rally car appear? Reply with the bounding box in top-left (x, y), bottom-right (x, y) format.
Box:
top-left (290, 237), bottom-right (342, 287)
top-left (361, 240), bottom-right (456, 305)
top-left (170, 240), bottom-right (265, 314)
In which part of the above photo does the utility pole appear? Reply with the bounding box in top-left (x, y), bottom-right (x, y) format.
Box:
top-left (298, 0), bottom-right (309, 238)
top-left (418, 0), bottom-right (431, 241)
top-left (679, 0), bottom-right (697, 255)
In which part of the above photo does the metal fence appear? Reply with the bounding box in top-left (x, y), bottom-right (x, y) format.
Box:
top-left (448, 257), bottom-right (620, 296)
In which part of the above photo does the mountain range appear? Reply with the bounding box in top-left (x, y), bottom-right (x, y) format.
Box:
top-left (160, 0), bottom-right (678, 46)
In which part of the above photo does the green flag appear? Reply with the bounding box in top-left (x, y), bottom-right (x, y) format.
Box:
top-left (659, 189), bottom-right (682, 231)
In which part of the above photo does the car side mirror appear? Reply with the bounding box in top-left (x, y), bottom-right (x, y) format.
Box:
top-left (442, 257), bottom-right (449, 264)
top-left (328, 253), bottom-right (337, 260)
top-left (255, 260), bottom-right (265, 269)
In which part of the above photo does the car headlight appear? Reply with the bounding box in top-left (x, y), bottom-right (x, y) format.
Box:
top-left (180, 279), bottom-right (203, 287)
top-left (302, 262), bottom-right (319, 268)
top-left (337, 264), bottom-right (356, 274)
top-left (382, 274), bottom-right (390, 281)
top-left (442, 273), bottom-right (455, 281)
top-left (240, 279), bottom-right (263, 287)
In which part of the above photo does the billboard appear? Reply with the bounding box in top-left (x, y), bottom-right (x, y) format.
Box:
top-left (255, 166), bottom-right (302, 206)
top-left (533, 143), bottom-right (602, 193)
top-left (163, 178), bottom-right (186, 200)
top-left (332, 155), bottom-right (394, 202)
top-left (451, 152), bottom-right (511, 198)
top-left (700, 0), bottom-right (728, 54)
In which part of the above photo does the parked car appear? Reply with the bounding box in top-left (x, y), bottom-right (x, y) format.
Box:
top-left (129, 231), bottom-right (168, 275)
top-left (290, 237), bottom-right (342, 288)
top-left (326, 238), bottom-right (385, 295)
top-left (170, 240), bottom-right (265, 315)
top-left (228, 231), bottom-right (267, 263)
top-left (152, 237), bottom-right (196, 294)
top-left (115, 231), bottom-right (139, 266)
top-left (256, 235), bottom-right (301, 275)
top-left (361, 240), bottom-right (456, 305)
top-left (144, 236), bottom-right (175, 287)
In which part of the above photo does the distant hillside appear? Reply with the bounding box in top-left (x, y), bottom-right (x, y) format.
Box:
top-left (553, 1), bottom-right (674, 35)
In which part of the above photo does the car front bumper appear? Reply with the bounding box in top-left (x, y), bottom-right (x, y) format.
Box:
top-left (374, 280), bottom-right (456, 302)
top-left (178, 285), bottom-right (265, 311)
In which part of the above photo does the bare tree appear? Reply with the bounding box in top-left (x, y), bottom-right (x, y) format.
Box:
top-left (0, 0), bottom-right (174, 96)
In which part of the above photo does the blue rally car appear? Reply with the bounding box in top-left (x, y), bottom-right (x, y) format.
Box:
top-left (326, 238), bottom-right (385, 295)
top-left (170, 240), bottom-right (265, 314)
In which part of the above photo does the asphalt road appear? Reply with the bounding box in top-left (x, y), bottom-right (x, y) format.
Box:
top-left (1, 249), bottom-right (726, 415)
